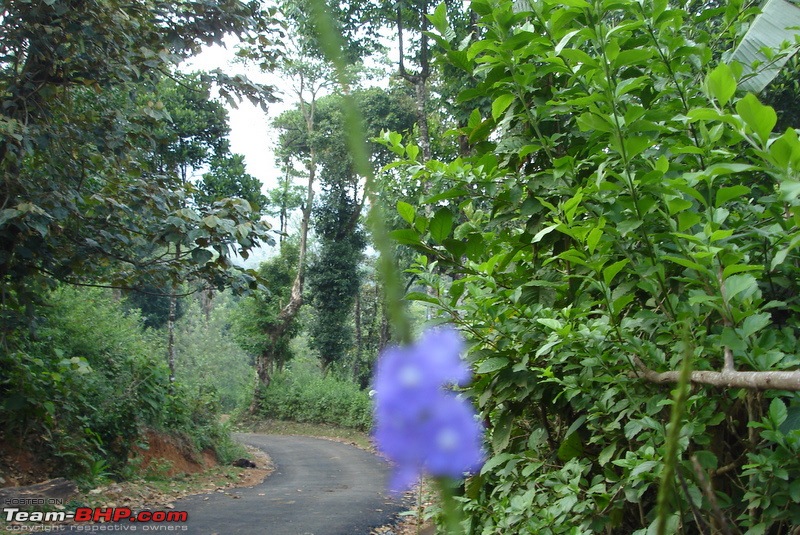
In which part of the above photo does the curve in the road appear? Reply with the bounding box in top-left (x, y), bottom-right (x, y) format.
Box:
top-left (56, 434), bottom-right (405, 535)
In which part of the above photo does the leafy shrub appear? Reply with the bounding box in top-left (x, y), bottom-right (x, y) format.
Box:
top-left (0, 287), bottom-right (169, 476)
top-left (257, 364), bottom-right (372, 430)
top-left (0, 286), bottom-right (240, 479)
top-left (382, 0), bottom-right (800, 532)
top-left (159, 382), bottom-right (245, 463)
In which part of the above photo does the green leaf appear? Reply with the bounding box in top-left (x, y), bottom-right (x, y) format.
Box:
top-left (191, 248), bottom-right (213, 264)
top-left (768, 398), bottom-right (787, 427)
top-left (603, 259), bottom-right (629, 286)
top-left (576, 112), bottom-right (613, 133)
top-left (422, 187), bottom-right (469, 204)
top-left (780, 180), bottom-right (800, 201)
top-left (715, 185), bottom-right (751, 207)
top-left (623, 136), bottom-right (652, 159)
top-left (397, 201), bottom-right (415, 224)
top-left (557, 0), bottom-right (590, 7)
top-left (586, 227), bottom-right (603, 254)
top-left (779, 403), bottom-right (800, 435)
top-left (0, 208), bottom-right (21, 226)
top-left (443, 238), bottom-right (467, 258)
top-left (481, 453), bottom-right (514, 475)
top-left (723, 273), bottom-right (758, 302)
top-left (630, 460), bottom-right (659, 479)
top-left (693, 450), bottom-right (718, 471)
top-left (598, 444), bottom-right (616, 466)
top-left (722, 263), bottom-right (762, 278)
top-left (203, 215), bottom-right (221, 228)
top-left (721, 327), bottom-right (747, 352)
top-left (557, 432), bottom-right (584, 462)
top-left (492, 93), bottom-right (516, 121)
top-left (477, 357), bottom-right (509, 374)
top-left (771, 232), bottom-right (800, 270)
top-left (736, 93), bottom-right (777, 144)
top-left (492, 412), bottom-right (513, 453)
top-left (532, 224), bottom-right (558, 243)
top-left (555, 29), bottom-right (581, 55)
top-left (389, 228), bottom-right (422, 245)
top-left (429, 208), bottom-right (454, 243)
top-left (537, 318), bottom-right (562, 330)
top-left (740, 313), bottom-right (771, 338)
top-left (705, 63), bottom-right (737, 106)
top-left (465, 233), bottom-right (484, 260)
top-left (613, 50), bottom-right (654, 69)
top-left (405, 291), bottom-right (440, 305)
top-left (664, 255), bottom-right (707, 273)
top-left (428, 2), bottom-right (449, 36)
top-left (667, 198), bottom-right (693, 215)
top-left (468, 108), bottom-right (482, 129)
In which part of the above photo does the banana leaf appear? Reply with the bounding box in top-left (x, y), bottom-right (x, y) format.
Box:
top-left (730, 0), bottom-right (800, 93)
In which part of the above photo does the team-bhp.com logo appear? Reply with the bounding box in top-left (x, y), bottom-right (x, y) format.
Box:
top-left (4, 507), bottom-right (188, 523)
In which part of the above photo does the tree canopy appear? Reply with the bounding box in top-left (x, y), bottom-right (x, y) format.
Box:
top-left (0, 1), bottom-right (274, 338)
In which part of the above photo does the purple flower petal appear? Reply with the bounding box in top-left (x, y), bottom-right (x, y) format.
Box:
top-left (372, 326), bottom-right (485, 493)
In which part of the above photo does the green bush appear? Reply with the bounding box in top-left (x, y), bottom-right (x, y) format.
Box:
top-left (0, 286), bottom-right (239, 480)
top-left (381, 0), bottom-right (800, 532)
top-left (0, 287), bottom-right (170, 477)
top-left (257, 364), bottom-right (372, 430)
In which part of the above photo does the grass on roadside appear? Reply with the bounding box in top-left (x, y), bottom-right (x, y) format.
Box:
top-left (236, 418), bottom-right (374, 451)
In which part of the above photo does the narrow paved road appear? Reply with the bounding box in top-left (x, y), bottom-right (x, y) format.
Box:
top-left (171, 434), bottom-right (403, 535)
top-left (56, 434), bottom-right (404, 535)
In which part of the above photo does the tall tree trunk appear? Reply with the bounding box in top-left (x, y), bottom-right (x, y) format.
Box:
top-left (397, 0), bottom-right (431, 162)
top-left (278, 157), bottom-right (291, 243)
top-left (379, 296), bottom-right (390, 352)
top-left (413, 79), bottom-right (432, 162)
top-left (200, 287), bottom-right (213, 323)
top-left (353, 287), bottom-right (362, 384)
top-left (167, 245), bottom-right (179, 392)
top-left (249, 149), bottom-right (316, 413)
top-left (248, 69), bottom-right (322, 413)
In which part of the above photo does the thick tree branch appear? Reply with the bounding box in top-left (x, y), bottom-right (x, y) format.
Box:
top-left (632, 356), bottom-right (800, 391)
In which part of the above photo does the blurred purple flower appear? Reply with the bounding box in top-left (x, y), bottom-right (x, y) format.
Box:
top-left (372, 326), bottom-right (485, 493)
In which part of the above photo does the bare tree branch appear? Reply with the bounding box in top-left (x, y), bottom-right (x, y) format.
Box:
top-left (631, 356), bottom-right (800, 391)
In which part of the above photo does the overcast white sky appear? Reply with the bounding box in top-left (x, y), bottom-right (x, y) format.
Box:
top-left (185, 43), bottom-right (288, 194)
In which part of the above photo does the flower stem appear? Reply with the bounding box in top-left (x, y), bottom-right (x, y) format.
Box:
top-left (435, 478), bottom-right (464, 534)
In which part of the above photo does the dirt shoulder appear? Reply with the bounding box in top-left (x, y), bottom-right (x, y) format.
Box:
top-left (75, 442), bottom-right (274, 512)
top-left (0, 436), bottom-right (273, 530)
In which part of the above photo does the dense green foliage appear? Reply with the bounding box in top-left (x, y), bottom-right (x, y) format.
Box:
top-left (1, 285), bottom-right (255, 481)
top-left (4, 2), bottom-right (800, 533)
top-left (256, 359), bottom-right (372, 430)
top-left (0, 1), bottom-right (272, 319)
top-left (379, 0), bottom-right (800, 532)
top-left (123, 286), bottom-right (187, 330)
top-left (0, 287), bottom-right (213, 478)
top-left (0, 0), bottom-right (277, 483)
top-left (232, 241), bottom-right (300, 375)
top-left (304, 89), bottom-right (415, 369)
top-left (199, 154), bottom-right (268, 216)
top-left (307, 197), bottom-right (367, 370)
top-left (175, 292), bottom-right (254, 412)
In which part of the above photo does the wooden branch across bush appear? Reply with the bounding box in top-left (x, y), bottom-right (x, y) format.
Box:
top-left (631, 356), bottom-right (800, 391)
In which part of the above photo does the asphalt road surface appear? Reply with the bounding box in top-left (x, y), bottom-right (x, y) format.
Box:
top-left (55, 434), bottom-right (404, 535)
